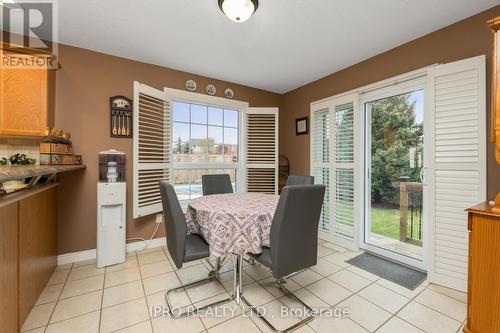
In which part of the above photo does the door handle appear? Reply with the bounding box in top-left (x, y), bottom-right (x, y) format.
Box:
top-left (420, 167), bottom-right (427, 186)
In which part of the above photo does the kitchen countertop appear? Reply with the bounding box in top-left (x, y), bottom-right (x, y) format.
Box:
top-left (0, 182), bottom-right (60, 207)
top-left (0, 164), bottom-right (86, 183)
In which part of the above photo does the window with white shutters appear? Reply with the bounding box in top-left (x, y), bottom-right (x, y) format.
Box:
top-left (170, 101), bottom-right (240, 205)
top-left (134, 85), bottom-right (280, 216)
top-left (245, 108), bottom-right (279, 194)
top-left (133, 82), bottom-right (172, 218)
top-left (311, 96), bottom-right (357, 248)
top-left (311, 108), bottom-right (331, 232)
top-left (333, 103), bottom-right (355, 239)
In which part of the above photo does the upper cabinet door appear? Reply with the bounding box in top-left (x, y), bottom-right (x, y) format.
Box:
top-left (0, 68), bottom-right (48, 136)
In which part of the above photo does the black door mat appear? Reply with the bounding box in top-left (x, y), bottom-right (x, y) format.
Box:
top-left (346, 252), bottom-right (427, 290)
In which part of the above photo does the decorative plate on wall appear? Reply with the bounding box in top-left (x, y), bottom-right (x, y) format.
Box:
top-left (206, 84), bottom-right (216, 96)
top-left (224, 88), bottom-right (234, 99)
top-left (186, 80), bottom-right (197, 92)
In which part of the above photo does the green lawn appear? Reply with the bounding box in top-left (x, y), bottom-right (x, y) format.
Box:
top-left (371, 207), bottom-right (400, 240)
top-left (371, 206), bottom-right (423, 241)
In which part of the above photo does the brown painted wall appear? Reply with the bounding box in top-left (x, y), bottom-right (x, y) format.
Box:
top-left (55, 44), bottom-right (281, 254)
top-left (56, 4), bottom-right (500, 254)
top-left (280, 5), bottom-right (500, 200)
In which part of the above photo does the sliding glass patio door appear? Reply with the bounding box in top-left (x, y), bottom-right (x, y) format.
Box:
top-left (362, 78), bottom-right (428, 270)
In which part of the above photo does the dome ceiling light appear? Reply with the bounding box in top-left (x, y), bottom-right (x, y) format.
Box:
top-left (218, 0), bottom-right (259, 23)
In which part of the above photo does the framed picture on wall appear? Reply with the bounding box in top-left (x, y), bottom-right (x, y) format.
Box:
top-left (296, 117), bottom-right (308, 135)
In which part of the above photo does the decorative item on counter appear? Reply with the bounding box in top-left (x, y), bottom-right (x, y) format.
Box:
top-left (0, 153), bottom-right (37, 165)
top-left (43, 128), bottom-right (72, 144)
top-left (40, 127), bottom-right (82, 165)
top-left (186, 79), bottom-right (197, 92)
top-left (110, 96), bottom-right (132, 138)
top-left (0, 154), bottom-right (35, 193)
top-left (99, 149), bottom-right (125, 182)
top-left (224, 88), bottom-right (234, 99)
top-left (40, 142), bottom-right (73, 154)
top-left (40, 154), bottom-right (82, 165)
top-left (206, 84), bottom-right (216, 96)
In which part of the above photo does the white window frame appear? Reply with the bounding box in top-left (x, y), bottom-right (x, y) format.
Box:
top-left (359, 76), bottom-right (429, 271)
top-left (311, 68), bottom-right (433, 254)
top-left (164, 88), bottom-right (249, 195)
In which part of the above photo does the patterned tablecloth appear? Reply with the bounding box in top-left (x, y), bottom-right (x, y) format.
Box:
top-left (186, 193), bottom-right (280, 257)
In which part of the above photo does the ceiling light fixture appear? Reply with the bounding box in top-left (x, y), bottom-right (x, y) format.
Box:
top-left (218, 0), bottom-right (259, 23)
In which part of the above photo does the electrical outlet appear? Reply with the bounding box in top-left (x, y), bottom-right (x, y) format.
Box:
top-left (155, 213), bottom-right (163, 224)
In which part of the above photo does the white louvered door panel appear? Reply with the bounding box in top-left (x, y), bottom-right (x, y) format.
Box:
top-left (429, 55), bottom-right (486, 292)
top-left (133, 82), bottom-right (172, 218)
top-left (333, 102), bottom-right (356, 241)
top-left (244, 108), bottom-right (279, 194)
top-left (311, 108), bottom-right (331, 232)
top-left (311, 94), bottom-right (358, 249)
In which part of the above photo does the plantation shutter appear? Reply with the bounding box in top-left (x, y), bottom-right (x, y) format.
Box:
top-left (311, 107), bottom-right (331, 233)
top-left (311, 94), bottom-right (358, 249)
top-left (244, 108), bottom-right (279, 194)
top-left (429, 55), bottom-right (486, 292)
top-left (133, 82), bottom-right (172, 218)
top-left (333, 102), bottom-right (356, 241)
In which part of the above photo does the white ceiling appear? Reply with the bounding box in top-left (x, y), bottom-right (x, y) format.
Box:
top-left (57, 0), bottom-right (500, 93)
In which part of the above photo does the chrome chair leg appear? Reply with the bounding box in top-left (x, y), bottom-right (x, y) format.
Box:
top-left (165, 269), bottom-right (233, 319)
top-left (205, 255), bottom-right (230, 275)
top-left (241, 279), bottom-right (315, 333)
top-left (243, 256), bottom-right (255, 265)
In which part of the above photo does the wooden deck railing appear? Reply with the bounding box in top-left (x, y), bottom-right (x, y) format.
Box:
top-left (399, 179), bottom-right (423, 246)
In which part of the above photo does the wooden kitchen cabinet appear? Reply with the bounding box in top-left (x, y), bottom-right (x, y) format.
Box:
top-left (19, 185), bottom-right (57, 324)
top-left (464, 203), bottom-right (500, 333)
top-left (0, 201), bottom-right (19, 333)
top-left (0, 184), bottom-right (58, 331)
top-left (0, 68), bottom-right (48, 136)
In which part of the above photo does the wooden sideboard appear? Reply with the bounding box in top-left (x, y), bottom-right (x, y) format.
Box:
top-left (0, 184), bottom-right (58, 333)
top-left (464, 203), bottom-right (500, 333)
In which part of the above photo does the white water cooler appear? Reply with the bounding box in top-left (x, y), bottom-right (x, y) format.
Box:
top-left (97, 150), bottom-right (126, 268)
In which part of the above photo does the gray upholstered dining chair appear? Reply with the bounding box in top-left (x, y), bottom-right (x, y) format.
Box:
top-left (202, 174), bottom-right (233, 195)
top-left (159, 181), bottom-right (232, 318)
top-left (201, 173), bottom-right (234, 268)
top-left (286, 175), bottom-right (315, 186)
top-left (245, 184), bottom-right (326, 332)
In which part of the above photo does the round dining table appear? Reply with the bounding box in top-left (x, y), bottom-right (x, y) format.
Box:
top-left (186, 192), bottom-right (280, 303)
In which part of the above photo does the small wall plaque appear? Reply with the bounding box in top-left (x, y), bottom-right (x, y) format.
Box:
top-left (110, 96), bottom-right (132, 138)
top-left (296, 117), bottom-right (309, 135)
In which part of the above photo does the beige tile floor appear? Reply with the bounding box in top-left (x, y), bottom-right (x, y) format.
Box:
top-left (22, 241), bottom-right (467, 333)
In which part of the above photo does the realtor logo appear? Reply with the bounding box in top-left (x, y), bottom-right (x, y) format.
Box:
top-left (0, 0), bottom-right (58, 69)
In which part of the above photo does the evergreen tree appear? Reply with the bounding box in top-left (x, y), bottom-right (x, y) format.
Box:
top-left (370, 93), bottom-right (422, 206)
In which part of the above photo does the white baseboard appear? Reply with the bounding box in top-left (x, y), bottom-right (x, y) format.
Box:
top-left (57, 249), bottom-right (96, 265)
top-left (126, 237), bottom-right (166, 252)
top-left (57, 237), bottom-right (167, 265)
